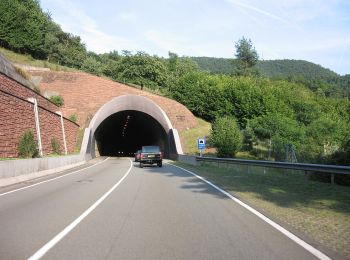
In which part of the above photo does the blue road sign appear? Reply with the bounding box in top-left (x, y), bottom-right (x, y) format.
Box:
top-left (197, 138), bottom-right (206, 150)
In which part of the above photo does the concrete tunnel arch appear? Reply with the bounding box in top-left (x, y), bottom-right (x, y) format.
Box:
top-left (80, 95), bottom-right (183, 159)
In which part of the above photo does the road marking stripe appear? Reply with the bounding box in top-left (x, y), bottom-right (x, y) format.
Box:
top-left (28, 158), bottom-right (133, 260)
top-left (168, 163), bottom-right (331, 260)
top-left (0, 158), bottom-right (109, 197)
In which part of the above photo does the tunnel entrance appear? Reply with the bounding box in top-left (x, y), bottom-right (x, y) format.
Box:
top-left (95, 110), bottom-right (168, 157)
top-left (81, 95), bottom-right (182, 159)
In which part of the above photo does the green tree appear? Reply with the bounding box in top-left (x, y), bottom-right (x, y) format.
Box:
top-left (249, 113), bottom-right (305, 161)
top-left (81, 56), bottom-right (103, 75)
top-left (210, 116), bottom-right (243, 157)
top-left (233, 37), bottom-right (259, 76)
top-left (116, 52), bottom-right (168, 88)
top-left (223, 77), bottom-right (268, 127)
top-left (172, 72), bottom-right (232, 121)
top-left (0, 0), bottom-right (49, 58)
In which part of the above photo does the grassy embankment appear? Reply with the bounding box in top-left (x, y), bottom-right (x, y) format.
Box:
top-left (174, 161), bottom-right (350, 258)
top-left (179, 117), bottom-right (257, 159)
top-left (0, 47), bottom-right (75, 72)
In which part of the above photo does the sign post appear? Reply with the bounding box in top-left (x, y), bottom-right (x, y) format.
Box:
top-left (197, 138), bottom-right (206, 157)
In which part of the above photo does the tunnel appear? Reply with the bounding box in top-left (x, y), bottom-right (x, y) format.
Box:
top-left (80, 95), bottom-right (183, 160)
top-left (94, 110), bottom-right (168, 157)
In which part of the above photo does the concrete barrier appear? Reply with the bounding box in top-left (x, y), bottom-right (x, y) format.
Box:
top-left (178, 154), bottom-right (197, 166)
top-left (0, 154), bottom-right (86, 187)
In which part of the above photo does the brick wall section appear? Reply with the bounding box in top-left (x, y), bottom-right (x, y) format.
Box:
top-left (0, 73), bottom-right (57, 112)
top-left (0, 91), bottom-right (36, 157)
top-left (0, 76), bottom-right (79, 158)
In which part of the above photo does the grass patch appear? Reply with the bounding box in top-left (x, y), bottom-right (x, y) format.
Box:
top-left (0, 47), bottom-right (75, 72)
top-left (174, 161), bottom-right (350, 258)
top-left (179, 118), bottom-right (212, 155)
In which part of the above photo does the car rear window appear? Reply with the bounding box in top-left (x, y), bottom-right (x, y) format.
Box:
top-left (142, 146), bottom-right (160, 153)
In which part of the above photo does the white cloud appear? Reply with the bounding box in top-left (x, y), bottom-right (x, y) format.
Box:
top-left (43, 0), bottom-right (138, 53)
top-left (225, 0), bottom-right (289, 24)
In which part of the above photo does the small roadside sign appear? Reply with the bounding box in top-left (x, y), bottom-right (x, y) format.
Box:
top-left (197, 138), bottom-right (206, 156)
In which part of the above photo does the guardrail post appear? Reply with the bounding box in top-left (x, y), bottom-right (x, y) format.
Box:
top-left (331, 174), bottom-right (335, 185)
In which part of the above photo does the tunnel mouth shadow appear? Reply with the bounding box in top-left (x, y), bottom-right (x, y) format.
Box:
top-left (94, 110), bottom-right (169, 158)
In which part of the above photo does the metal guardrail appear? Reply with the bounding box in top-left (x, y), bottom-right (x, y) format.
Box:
top-left (196, 156), bottom-right (350, 175)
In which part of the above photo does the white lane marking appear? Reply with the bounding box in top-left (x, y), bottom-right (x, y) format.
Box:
top-left (28, 158), bottom-right (133, 260)
top-left (0, 158), bottom-right (110, 198)
top-left (168, 163), bottom-right (331, 260)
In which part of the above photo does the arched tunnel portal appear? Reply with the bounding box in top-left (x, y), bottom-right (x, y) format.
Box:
top-left (95, 110), bottom-right (168, 157)
top-left (80, 95), bottom-right (183, 159)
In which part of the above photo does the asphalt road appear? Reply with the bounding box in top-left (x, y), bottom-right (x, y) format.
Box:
top-left (0, 157), bottom-right (325, 260)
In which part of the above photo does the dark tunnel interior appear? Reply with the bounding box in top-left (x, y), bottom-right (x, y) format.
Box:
top-left (94, 110), bottom-right (169, 157)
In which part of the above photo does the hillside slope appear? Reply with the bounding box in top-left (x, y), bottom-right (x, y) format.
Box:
top-left (28, 71), bottom-right (197, 132)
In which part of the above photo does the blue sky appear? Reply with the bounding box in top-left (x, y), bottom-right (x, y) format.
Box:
top-left (40, 0), bottom-right (350, 75)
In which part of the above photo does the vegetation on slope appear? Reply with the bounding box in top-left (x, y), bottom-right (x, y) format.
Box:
top-left (1, 0), bottom-right (349, 166)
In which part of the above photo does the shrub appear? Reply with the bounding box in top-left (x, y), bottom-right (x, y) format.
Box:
top-left (49, 95), bottom-right (64, 107)
top-left (68, 113), bottom-right (77, 123)
top-left (210, 116), bottom-right (243, 158)
top-left (18, 130), bottom-right (38, 158)
top-left (51, 138), bottom-right (61, 154)
top-left (81, 56), bottom-right (103, 75)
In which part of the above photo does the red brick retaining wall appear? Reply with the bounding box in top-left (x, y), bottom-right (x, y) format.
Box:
top-left (0, 73), bottom-right (79, 158)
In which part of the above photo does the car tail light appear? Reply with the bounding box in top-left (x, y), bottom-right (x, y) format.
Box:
top-left (160, 152), bottom-right (163, 159)
top-left (141, 154), bottom-right (145, 159)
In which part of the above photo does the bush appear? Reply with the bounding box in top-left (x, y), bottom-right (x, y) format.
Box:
top-left (18, 130), bottom-right (38, 158)
top-left (210, 116), bottom-right (243, 158)
top-left (68, 113), bottom-right (77, 123)
top-left (51, 138), bottom-right (61, 154)
top-left (81, 56), bottom-right (103, 75)
top-left (49, 95), bottom-right (64, 107)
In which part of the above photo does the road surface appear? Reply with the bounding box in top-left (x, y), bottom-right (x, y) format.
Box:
top-left (0, 157), bottom-right (326, 259)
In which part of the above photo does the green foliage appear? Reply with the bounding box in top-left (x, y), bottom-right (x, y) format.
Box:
top-left (18, 130), bottom-right (38, 158)
top-left (233, 37), bottom-right (259, 76)
top-left (210, 117), bottom-right (243, 157)
top-left (114, 51), bottom-right (167, 89)
top-left (191, 57), bottom-right (350, 98)
top-left (81, 56), bottom-right (103, 75)
top-left (171, 71), bottom-right (232, 121)
top-left (0, 0), bottom-right (87, 66)
top-left (68, 113), bottom-right (78, 123)
top-left (190, 56), bottom-right (234, 74)
top-left (51, 138), bottom-right (61, 154)
top-left (1, 0), bottom-right (349, 164)
top-left (49, 95), bottom-right (64, 107)
top-left (329, 139), bottom-right (350, 166)
top-left (0, 0), bottom-right (48, 58)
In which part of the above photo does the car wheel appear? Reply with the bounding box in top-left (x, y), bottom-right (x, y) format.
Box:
top-left (158, 161), bottom-right (162, 167)
top-left (140, 162), bottom-right (143, 168)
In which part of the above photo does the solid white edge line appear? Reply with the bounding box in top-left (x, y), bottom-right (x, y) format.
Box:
top-left (167, 163), bottom-right (331, 260)
top-left (0, 158), bottom-right (110, 197)
top-left (28, 158), bottom-right (133, 260)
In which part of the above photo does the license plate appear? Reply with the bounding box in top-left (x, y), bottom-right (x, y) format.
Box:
top-left (148, 155), bottom-right (155, 158)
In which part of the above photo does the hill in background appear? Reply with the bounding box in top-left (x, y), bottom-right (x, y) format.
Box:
top-left (191, 57), bottom-right (350, 98)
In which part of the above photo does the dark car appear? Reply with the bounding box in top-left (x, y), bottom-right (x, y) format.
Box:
top-left (140, 146), bottom-right (162, 168)
top-left (134, 150), bottom-right (141, 162)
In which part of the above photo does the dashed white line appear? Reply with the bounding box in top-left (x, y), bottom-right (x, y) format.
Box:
top-left (168, 163), bottom-right (331, 260)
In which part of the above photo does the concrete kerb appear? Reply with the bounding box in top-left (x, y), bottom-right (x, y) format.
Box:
top-left (0, 154), bottom-right (86, 188)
